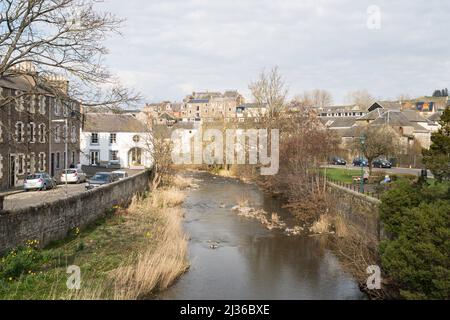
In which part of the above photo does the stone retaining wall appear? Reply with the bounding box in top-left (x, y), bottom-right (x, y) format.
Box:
top-left (0, 170), bottom-right (150, 254)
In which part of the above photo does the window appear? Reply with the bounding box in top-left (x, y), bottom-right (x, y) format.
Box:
top-left (54, 99), bottom-right (61, 116)
top-left (29, 153), bottom-right (36, 174)
top-left (56, 152), bottom-right (60, 169)
top-left (72, 151), bottom-right (75, 165)
top-left (132, 135), bottom-right (140, 143)
top-left (196, 106), bottom-right (200, 111)
top-left (110, 150), bottom-right (119, 161)
top-left (18, 154), bottom-right (25, 175)
top-left (39, 95), bottom-right (46, 115)
top-left (110, 133), bottom-right (117, 144)
top-left (38, 153), bottom-right (45, 171)
top-left (0, 154), bottom-right (3, 179)
top-left (29, 94), bottom-right (36, 114)
top-left (63, 152), bottom-right (66, 169)
top-left (39, 124), bottom-right (46, 143)
top-left (29, 122), bottom-right (35, 143)
top-left (15, 90), bottom-right (24, 112)
top-left (54, 125), bottom-right (61, 143)
top-left (91, 133), bottom-right (99, 144)
top-left (71, 126), bottom-right (77, 143)
top-left (16, 122), bottom-right (24, 142)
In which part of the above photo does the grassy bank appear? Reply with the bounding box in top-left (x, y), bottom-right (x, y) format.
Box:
top-left (0, 177), bottom-right (191, 300)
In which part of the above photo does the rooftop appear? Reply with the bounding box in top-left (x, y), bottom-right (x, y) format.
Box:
top-left (83, 113), bottom-right (148, 133)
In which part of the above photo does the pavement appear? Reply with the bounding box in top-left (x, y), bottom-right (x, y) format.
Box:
top-left (324, 164), bottom-right (434, 179)
top-left (2, 167), bottom-right (144, 211)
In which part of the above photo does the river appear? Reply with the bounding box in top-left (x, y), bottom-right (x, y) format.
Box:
top-left (158, 171), bottom-right (365, 300)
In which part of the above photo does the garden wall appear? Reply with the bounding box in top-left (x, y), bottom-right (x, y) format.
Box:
top-left (0, 170), bottom-right (151, 254)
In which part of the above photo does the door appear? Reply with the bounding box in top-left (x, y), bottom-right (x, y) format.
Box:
top-left (9, 155), bottom-right (16, 187)
top-left (50, 153), bottom-right (55, 177)
top-left (90, 151), bottom-right (99, 166)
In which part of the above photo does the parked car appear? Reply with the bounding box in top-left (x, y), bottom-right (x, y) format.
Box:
top-left (329, 156), bottom-right (347, 165)
top-left (60, 169), bottom-right (87, 184)
top-left (372, 158), bottom-right (392, 168)
top-left (24, 173), bottom-right (57, 191)
top-left (85, 172), bottom-right (116, 190)
top-left (352, 157), bottom-right (368, 167)
top-left (112, 170), bottom-right (128, 180)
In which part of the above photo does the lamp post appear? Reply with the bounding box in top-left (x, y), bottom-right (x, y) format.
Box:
top-left (359, 134), bottom-right (366, 193)
top-left (52, 118), bottom-right (68, 198)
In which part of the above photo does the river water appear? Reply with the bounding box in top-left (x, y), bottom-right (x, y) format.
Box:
top-left (158, 172), bottom-right (365, 300)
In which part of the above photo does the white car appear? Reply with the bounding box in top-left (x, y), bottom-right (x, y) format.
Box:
top-left (60, 169), bottom-right (87, 184)
top-left (112, 170), bottom-right (128, 180)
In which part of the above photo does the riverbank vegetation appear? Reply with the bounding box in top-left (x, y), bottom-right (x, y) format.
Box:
top-left (378, 179), bottom-right (450, 299)
top-left (0, 175), bottom-right (191, 300)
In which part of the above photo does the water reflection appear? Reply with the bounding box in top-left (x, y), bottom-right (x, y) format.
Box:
top-left (158, 172), bottom-right (365, 300)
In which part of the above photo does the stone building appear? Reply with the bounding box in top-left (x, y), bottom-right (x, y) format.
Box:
top-left (180, 91), bottom-right (245, 122)
top-left (0, 73), bottom-right (81, 191)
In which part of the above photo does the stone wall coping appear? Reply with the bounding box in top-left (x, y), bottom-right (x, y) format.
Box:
top-left (327, 181), bottom-right (381, 205)
top-left (0, 170), bottom-right (149, 216)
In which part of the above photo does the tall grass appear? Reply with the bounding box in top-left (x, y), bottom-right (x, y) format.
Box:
top-left (55, 187), bottom-right (188, 300)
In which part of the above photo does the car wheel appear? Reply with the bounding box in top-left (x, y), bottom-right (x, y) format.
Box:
top-left (42, 184), bottom-right (47, 191)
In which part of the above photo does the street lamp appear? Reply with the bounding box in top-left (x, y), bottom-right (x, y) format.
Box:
top-left (52, 118), bottom-right (68, 198)
top-left (359, 133), bottom-right (366, 193)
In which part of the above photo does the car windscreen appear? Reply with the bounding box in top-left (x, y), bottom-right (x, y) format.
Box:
top-left (91, 174), bottom-right (110, 181)
top-left (27, 174), bottom-right (43, 180)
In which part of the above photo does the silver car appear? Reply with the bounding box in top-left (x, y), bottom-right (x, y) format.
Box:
top-left (24, 173), bottom-right (57, 191)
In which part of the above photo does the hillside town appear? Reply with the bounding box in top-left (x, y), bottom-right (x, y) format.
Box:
top-left (0, 66), bottom-right (448, 193)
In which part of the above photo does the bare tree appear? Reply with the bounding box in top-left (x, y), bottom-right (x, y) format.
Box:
top-left (141, 114), bottom-right (173, 190)
top-left (0, 0), bottom-right (140, 109)
top-left (293, 89), bottom-right (333, 109)
top-left (353, 125), bottom-right (400, 175)
top-left (248, 66), bottom-right (287, 127)
top-left (345, 90), bottom-right (375, 109)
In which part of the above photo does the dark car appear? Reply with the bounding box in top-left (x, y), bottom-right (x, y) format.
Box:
top-left (330, 156), bottom-right (347, 165)
top-left (372, 158), bottom-right (392, 168)
top-left (85, 172), bottom-right (116, 190)
top-left (352, 157), bottom-right (368, 167)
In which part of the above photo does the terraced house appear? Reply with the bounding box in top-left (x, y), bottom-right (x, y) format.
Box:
top-left (0, 72), bottom-right (81, 192)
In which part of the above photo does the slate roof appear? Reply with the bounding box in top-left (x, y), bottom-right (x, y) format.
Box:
top-left (327, 117), bottom-right (357, 128)
top-left (371, 110), bottom-right (429, 132)
top-left (428, 112), bottom-right (442, 122)
top-left (368, 101), bottom-right (402, 112)
top-left (83, 113), bottom-right (148, 132)
top-left (401, 109), bottom-right (429, 122)
top-left (188, 99), bottom-right (209, 104)
top-left (357, 108), bottom-right (384, 120)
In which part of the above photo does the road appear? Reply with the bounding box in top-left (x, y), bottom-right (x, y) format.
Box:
top-left (325, 164), bottom-right (434, 178)
top-left (3, 168), bottom-right (143, 211)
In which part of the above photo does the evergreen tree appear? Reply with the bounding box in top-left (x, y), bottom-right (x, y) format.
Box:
top-left (423, 107), bottom-right (450, 181)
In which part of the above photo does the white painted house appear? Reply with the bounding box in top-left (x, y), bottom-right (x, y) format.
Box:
top-left (80, 113), bottom-right (153, 169)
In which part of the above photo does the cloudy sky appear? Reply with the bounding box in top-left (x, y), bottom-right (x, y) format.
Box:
top-left (99, 0), bottom-right (450, 104)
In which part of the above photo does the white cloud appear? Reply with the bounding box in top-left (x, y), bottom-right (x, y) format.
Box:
top-left (100, 0), bottom-right (450, 103)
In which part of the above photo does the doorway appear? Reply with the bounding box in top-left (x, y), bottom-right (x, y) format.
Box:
top-left (90, 150), bottom-right (99, 166)
top-left (9, 155), bottom-right (16, 187)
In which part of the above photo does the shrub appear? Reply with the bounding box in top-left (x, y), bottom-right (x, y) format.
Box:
top-left (379, 180), bottom-right (450, 299)
top-left (0, 241), bottom-right (43, 281)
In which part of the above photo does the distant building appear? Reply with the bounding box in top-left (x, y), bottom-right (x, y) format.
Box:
top-left (80, 113), bottom-right (152, 169)
top-left (318, 104), bottom-right (367, 118)
top-left (180, 91), bottom-right (245, 122)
